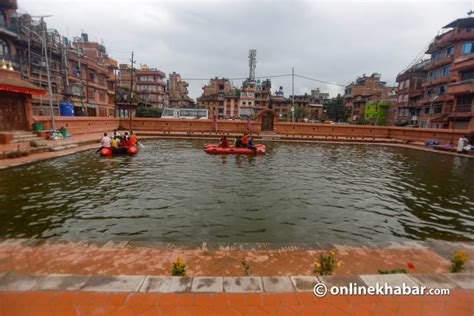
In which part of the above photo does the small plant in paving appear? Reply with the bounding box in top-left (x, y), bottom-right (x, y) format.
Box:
top-left (450, 250), bottom-right (468, 273)
top-left (313, 250), bottom-right (340, 276)
top-left (241, 258), bottom-right (251, 276)
top-left (171, 256), bottom-right (187, 276)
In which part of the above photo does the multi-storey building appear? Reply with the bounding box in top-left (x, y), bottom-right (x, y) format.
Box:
top-left (396, 16), bottom-right (474, 130)
top-left (1, 1), bottom-right (118, 117)
top-left (168, 72), bottom-right (194, 108)
top-left (344, 73), bottom-right (396, 123)
top-left (66, 34), bottom-right (117, 117)
top-left (198, 78), bottom-right (239, 119)
top-left (393, 60), bottom-right (428, 126)
top-left (116, 64), bottom-right (168, 117)
top-left (439, 17), bottom-right (474, 129)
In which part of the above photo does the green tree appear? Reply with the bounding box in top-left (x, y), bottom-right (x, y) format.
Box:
top-left (294, 105), bottom-right (309, 121)
top-left (136, 105), bottom-right (163, 118)
top-left (325, 94), bottom-right (348, 122)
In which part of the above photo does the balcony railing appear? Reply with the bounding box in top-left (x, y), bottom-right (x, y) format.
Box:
top-left (424, 55), bottom-right (454, 70)
top-left (447, 79), bottom-right (474, 95)
top-left (455, 104), bottom-right (472, 113)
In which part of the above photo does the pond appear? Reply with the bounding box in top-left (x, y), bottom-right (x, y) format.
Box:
top-left (0, 139), bottom-right (473, 242)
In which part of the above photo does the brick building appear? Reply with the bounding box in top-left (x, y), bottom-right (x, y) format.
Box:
top-left (167, 72), bottom-right (194, 108)
top-left (344, 73), bottom-right (396, 123)
top-left (429, 17), bottom-right (474, 129)
top-left (197, 78), bottom-right (239, 119)
top-left (66, 34), bottom-right (117, 117)
top-left (393, 60), bottom-right (428, 126)
top-left (0, 1), bottom-right (118, 117)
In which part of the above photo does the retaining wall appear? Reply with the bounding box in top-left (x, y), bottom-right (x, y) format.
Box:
top-left (34, 116), bottom-right (472, 144)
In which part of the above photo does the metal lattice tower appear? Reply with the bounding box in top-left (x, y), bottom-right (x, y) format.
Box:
top-left (248, 49), bottom-right (256, 81)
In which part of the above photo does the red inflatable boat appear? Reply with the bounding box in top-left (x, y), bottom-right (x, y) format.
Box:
top-left (204, 144), bottom-right (266, 155)
top-left (100, 146), bottom-right (138, 156)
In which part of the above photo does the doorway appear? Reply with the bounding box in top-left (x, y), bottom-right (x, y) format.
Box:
top-left (261, 111), bottom-right (274, 131)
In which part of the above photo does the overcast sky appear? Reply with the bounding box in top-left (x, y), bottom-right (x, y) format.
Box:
top-left (17, 0), bottom-right (472, 99)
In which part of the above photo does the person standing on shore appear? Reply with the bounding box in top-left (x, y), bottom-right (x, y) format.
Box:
top-left (457, 135), bottom-right (469, 153)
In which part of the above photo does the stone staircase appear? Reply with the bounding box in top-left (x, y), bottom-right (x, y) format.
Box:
top-left (9, 131), bottom-right (46, 145)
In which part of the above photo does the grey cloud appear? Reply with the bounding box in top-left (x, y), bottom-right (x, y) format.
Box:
top-left (18, 0), bottom-right (470, 99)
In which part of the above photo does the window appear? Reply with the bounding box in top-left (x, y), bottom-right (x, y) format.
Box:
top-left (461, 70), bottom-right (474, 81)
top-left (462, 42), bottom-right (474, 55)
top-left (433, 105), bottom-right (443, 114)
top-left (424, 107), bottom-right (430, 114)
top-left (0, 10), bottom-right (5, 27)
top-left (0, 38), bottom-right (9, 56)
top-left (441, 65), bottom-right (450, 77)
top-left (445, 46), bottom-right (454, 57)
top-left (88, 72), bottom-right (95, 82)
top-left (439, 85), bottom-right (446, 96)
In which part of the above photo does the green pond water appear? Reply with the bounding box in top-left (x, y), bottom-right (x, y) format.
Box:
top-left (0, 139), bottom-right (473, 242)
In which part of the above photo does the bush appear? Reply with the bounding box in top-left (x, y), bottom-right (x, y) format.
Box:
top-left (136, 105), bottom-right (162, 118)
top-left (450, 250), bottom-right (468, 273)
top-left (171, 257), bottom-right (187, 276)
top-left (313, 251), bottom-right (340, 276)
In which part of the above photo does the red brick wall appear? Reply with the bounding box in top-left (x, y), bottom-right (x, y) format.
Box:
top-left (119, 118), bottom-right (261, 134)
top-left (34, 117), bottom-right (471, 144)
top-left (35, 116), bottom-right (120, 134)
top-left (274, 123), bottom-right (391, 138)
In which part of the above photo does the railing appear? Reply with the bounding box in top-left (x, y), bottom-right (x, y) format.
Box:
top-left (455, 104), bottom-right (472, 113)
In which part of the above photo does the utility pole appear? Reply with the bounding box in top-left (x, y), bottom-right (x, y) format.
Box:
top-left (129, 51), bottom-right (135, 132)
top-left (292, 67), bottom-right (295, 123)
top-left (41, 17), bottom-right (55, 131)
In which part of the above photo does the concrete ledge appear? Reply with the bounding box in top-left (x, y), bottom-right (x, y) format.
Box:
top-left (0, 272), bottom-right (473, 293)
top-left (191, 277), bottom-right (223, 293)
top-left (140, 276), bottom-right (191, 293)
top-left (262, 276), bottom-right (295, 292)
top-left (81, 275), bottom-right (145, 292)
top-left (223, 276), bottom-right (263, 293)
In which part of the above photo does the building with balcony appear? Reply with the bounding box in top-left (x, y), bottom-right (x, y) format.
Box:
top-left (393, 60), bottom-right (428, 126)
top-left (197, 78), bottom-right (239, 119)
top-left (1, 2), bottom-right (118, 117)
top-left (443, 17), bottom-right (474, 129)
top-left (404, 16), bottom-right (474, 129)
top-left (344, 73), bottom-right (396, 123)
top-left (167, 72), bottom-right (194, 108)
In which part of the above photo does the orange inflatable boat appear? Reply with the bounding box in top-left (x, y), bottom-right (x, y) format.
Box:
top-left (204, 144), bottom-right (266, 155)
top-left (100, 146), bottom-right (138, 156)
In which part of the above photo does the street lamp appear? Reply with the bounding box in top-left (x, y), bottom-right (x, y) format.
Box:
top-left (291, 106), bottom-right (295, 122)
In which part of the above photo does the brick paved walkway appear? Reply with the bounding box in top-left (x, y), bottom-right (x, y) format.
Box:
top-left (1, 289), bottom-right (473, 315)
top-left (2, 240), bottom-right (470, 276)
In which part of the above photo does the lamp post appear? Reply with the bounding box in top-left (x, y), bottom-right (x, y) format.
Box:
top-left (291, 106), bottom-right (295, 123)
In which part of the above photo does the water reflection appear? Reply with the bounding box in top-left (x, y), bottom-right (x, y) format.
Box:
top-left (0, 139), bottom-right (473, 242)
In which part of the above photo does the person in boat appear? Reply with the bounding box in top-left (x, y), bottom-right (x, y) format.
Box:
top-left (113, 129), bottom-right (121, 139)
top-left (120, 132), bottom-right (131, 147)
top-left (246, 135), bottom-right (257, 153)
top-left (241, 133), bottom-right (248, 146)
top-left (130, 131), bottom-right (138, 146)
top-left (219, 135), bottom-right (229, 148)
top-left (111, 136), bottom-right (119, 148)
top-left (234, 136), bottom-right (244, 148)
top-left (96, 132), bottom-right (112, 153)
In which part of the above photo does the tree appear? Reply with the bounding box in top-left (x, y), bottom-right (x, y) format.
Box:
top-left (325, 94), bottom-right (348, 122)
top-left (136, 105), bottom-right (163, 118)
top-left (294, 105), bottom-right (309, 121)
